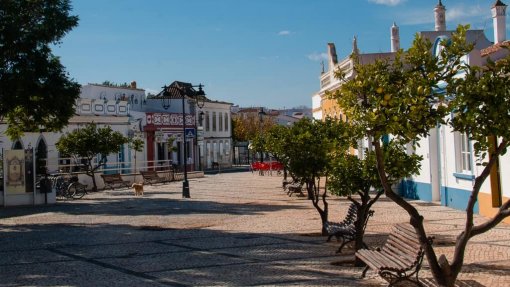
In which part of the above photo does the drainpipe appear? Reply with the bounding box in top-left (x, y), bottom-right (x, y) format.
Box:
top-left (436, 123), bottom-right (444, 204)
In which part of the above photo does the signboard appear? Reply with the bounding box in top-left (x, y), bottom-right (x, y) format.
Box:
top-left (185, 128), bottom-right (195, 138)
top-left (5, 150), bottom-right (26, 194)
top-left (146, 113), bottom-right (195, 126)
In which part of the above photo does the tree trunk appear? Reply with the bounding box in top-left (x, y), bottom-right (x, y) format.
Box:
top-left (353, 192), bottom-right (370, 267)
top-left (307, 179), bottom-right (329, 235)
top-left (372, 140), bottom-right (448, 284)
top-left (86, 171), bottom-right (97, 192)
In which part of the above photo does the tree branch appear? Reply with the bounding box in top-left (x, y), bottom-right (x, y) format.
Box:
top-left (451, 139), bottom-right (508, 272)
top-left (373, 139), bottom-right (443, 278)
top-left (471, 199), bottom-right (510, 237)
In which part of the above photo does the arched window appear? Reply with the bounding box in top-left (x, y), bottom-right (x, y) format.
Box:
top-left (12, 140), bottom-right (23, 150)
top-left (36, 138), bottom-right (48, 175)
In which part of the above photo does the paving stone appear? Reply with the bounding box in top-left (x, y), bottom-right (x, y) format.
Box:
top-left (0, 171), bottom-right (509, 286)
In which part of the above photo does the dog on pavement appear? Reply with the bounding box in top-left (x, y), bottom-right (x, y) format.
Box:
top-left (131, 182), bottom-right (144, 196)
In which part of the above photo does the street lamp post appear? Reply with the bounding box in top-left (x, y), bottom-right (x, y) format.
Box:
top-left (258, 107), bottom-right (266, 163)
top-left (197, 111), bottom-right (205, 171)
top-left (150, 81), bottom-right (205, 198)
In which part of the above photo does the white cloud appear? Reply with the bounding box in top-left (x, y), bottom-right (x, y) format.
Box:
top-left (447, 5), bottom-right (485, 22)
top-left (144, 88), bottom-right (160, 96)
top-left (398, 4), bottom-right (487, 26)
top-left (368, 0), bottom-right (406, 6)
top-left (398, 10), bottom-right (434, 25)
top-left (278, 30), bottom-right (291, 36)
top-left (307, 52), bottom-right (328, 61)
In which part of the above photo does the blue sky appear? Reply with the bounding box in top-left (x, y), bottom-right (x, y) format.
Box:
top-left (54, 0), bottom-right (508, 109)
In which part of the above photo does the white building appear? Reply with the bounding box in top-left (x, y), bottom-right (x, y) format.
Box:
top-left (1, 82), bottom-right (135, 206)
top-left (398, 0), bottom-right (510, 223)
top-left (197, 100), bottom-right (233, 169)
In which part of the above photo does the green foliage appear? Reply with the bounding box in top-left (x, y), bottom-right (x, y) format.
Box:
top-left (129, 138), bottom-right (144, 153)
top-left (250, 133), bottom-right (265, 156)
top-left (0, 0), bottom-right (80, 139)
top-left (328, 141), bottom-right (421, 197)
top-left (330, 24), bottom-right (510, 286)
top-left (284, 118), bottom-right (356, 183)
top-left (56, 123), bottom-right (128, 190)
top-left (56, 124), bottom-right (128, 161)
top-left (333, 26), bottom-right (472, 144)
top-left (166, 137), bottom-right (177, 153)
top-left (381, 141), bottom-right (422, 183)
top-left (448, 55), bottom-right (510, 158)
top-left (328, 153), bottom-right (375, 197)
top-left (232, 113), bottom-right (275, 143)
top-left (100, 81), bottom-right (131, 88)
top-left (264, 124), bottom-right (291, 163)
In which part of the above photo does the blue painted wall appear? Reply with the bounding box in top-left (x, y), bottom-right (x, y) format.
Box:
top-left (399, 180), bottom-right (478, 214)
top-left (441, 186), bottom-right (479, 213)
top-left (399, 180), bottom-right (433, 201)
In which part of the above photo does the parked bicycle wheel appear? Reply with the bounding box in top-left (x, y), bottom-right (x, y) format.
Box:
top-left (54, 177), bottom-right (72, 199)
top-left (68, 182), bottom-right (87, 199)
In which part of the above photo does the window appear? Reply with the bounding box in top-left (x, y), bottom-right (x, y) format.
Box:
top-left (219, 112), bottom-right (223, 131)
top-left (205, 111), bottom-right (210, 132)
top-left (224, 113), bottom-right (229, 132)
top-left (212, 112), bottom-right (217, 131)
top-left (460, 133), bottom-right (472, 172)
top-left (454, 131), bottom-right (472, 173)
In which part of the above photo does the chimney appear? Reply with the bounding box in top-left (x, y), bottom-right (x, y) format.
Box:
top-left (492, 0), bottom-right (507, 44)
top-left (434, 0), bottom-right (446, 31)
top-left (130, 81), bottom-right (137, 89)
top-left (391, 22), bottom-right (400, 52)
top-left (327, 43), bottom-right (338, 71)
top-left (352, 36), bottom-right (359, 55)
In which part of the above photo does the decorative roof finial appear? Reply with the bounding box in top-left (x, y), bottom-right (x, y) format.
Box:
top-left (493, 0), bottom-right (507, 8)
top-left (352, 36), bottom-right (359, 55)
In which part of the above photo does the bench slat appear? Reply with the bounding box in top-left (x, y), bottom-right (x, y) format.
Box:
top-left (355, 223), bottom-right (425, 286)
top-left (356, 250), bottom-right (385, 271)
top-left (357, 250), bottom-right (408, 272)
top-left (101, 174), bottom-right (130, 190)
top-left (380, 250), bottom-right (416, 269)
top-left (382, 244), bottom-right (418, 264)
top-left (385, 237), bottom-right (420, 255)
top-left (395, 224), bottom-right (422, 244)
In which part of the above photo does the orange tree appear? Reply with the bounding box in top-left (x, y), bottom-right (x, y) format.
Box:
top-left (328, 141), bottom-right (420, 264)
top-left (264, 118), bottom-right (356, 234)
top-left (232, 113), bottom-right (274, 161)
top-left (56, 123), bottom-right (128, 191)
top-left (261, 124), bottom-right (291, 179)
top-left (333, 25), bottom-right (510, 286)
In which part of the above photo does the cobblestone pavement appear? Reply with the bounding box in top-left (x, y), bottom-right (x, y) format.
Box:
top-left (0, 172), bottom-right (509, 286)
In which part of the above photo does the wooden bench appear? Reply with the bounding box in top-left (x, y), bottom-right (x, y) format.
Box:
top-left (324, 203), bottom-right (374, 253)
top-left (140, 170), bottom-right (169, 185)
top-left (287, 182), bottom-right (304, 197)
top-left (356, 223), bottom-right (430, 286)
top-left (282, 178), bottom-right (291, 190)
top-left (100, 173), bottom-right (130, 190)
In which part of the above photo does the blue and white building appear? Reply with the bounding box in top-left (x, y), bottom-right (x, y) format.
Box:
top-left (399, 0), bottom-right (510, 223)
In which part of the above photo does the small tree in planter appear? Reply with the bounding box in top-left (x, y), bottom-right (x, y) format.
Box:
top-left (279, 118), bottom-right (356, 235)
top-left (128, 137), bottom-right (144, 172)
top-left (56, 123), bottom-right (128, 191)
top-left (264, 124), bottom-right (292, 181)
top-left (328, 141), bottom-right (421, 265)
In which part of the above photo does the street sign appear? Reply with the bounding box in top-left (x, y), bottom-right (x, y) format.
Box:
top-left (185, 128), bottom-right (195, 138)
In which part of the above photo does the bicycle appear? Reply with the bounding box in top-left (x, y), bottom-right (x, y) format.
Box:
top-left (51, 175), bottom-right (87, 200)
